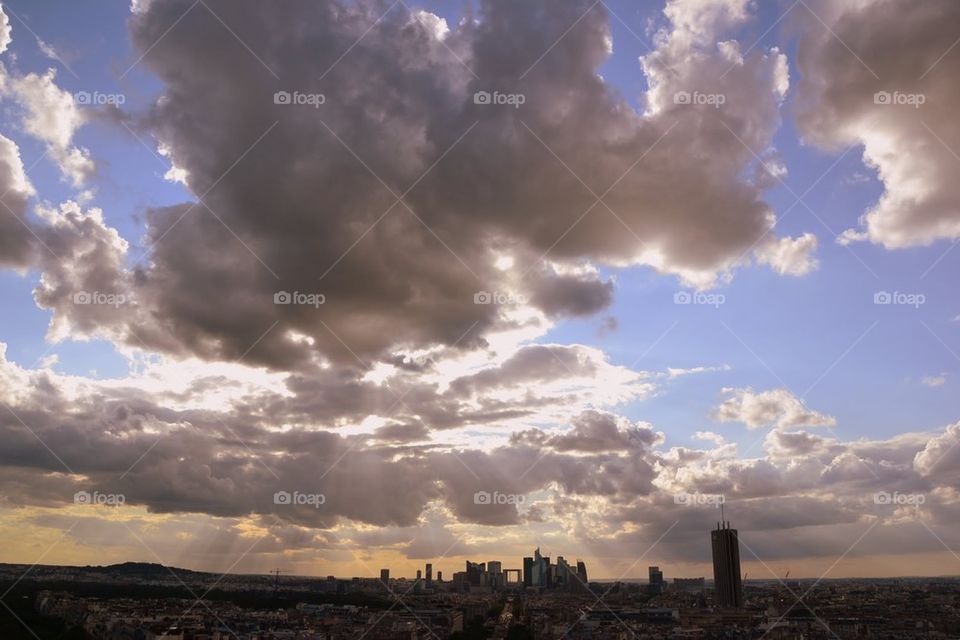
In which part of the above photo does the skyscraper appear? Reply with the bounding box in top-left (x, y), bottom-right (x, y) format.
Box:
top-left (555, 556), bottom-right (571, 586)
top-left (465, 561), bottom-right (484, 586)
top-left (531, 547), bottom-right (550, 587)
top-left (648, 566), bottom-right (664, 594)
top-left (523, 556), bottom-right (533, 587)
top-left (380, 568), bottom-right (390, 592)
top-left (425, 563), bottom-right (433, 588)
top-left (711, 521), bottom-right (744, 609)
top-left (576, 560), bottom-right (588, 584)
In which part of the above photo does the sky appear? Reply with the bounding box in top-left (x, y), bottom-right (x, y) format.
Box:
top-left (0, 0), bottom-right (958, 581)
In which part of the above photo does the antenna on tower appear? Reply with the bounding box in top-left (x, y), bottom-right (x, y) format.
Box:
top-left (272, 568), bottom-right (282, 598)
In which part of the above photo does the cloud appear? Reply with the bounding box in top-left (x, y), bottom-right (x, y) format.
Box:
top-left (666, 364), bottom-right (731, 378)
top-left (3, 0), bottom-right (960, 577)
top-left (31, 201), bottom-right (133, 342)
top-left (914, 422), bottom-right (960, 480)
top-left (0, 133), bottom-right (36, 268)
top-left (0, 3), bottom-right (11, 54)
top-left (712, 387), bottom-right (837, 429)
top-left (1, 340), bottom-right (960, 571)
top-left (0, 335), bottom-right (660, 528)
top-left (510, 409), bottom-right (663, 453)
top-left (754, 232), bottom-right (819, 276)
top-left (796, 0), bottom-right (960, 248)
top-left (13, 0), bottom-right (802, 370)
top-left (921, 374), bottom-right (946, 387)
top-left (0, 67), bottom-right (94, 186)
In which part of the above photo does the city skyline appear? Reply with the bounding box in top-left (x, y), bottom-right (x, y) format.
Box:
top-left (5, 514), bottom-right (957, 582)
top-left (1, 0), bottom-right (960, 590)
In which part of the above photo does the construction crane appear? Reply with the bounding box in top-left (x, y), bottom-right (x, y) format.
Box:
top-left (784, 570), bottom-right (790, 580)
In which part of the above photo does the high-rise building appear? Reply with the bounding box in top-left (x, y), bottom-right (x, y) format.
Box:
top-left (711, 521), bottom-right (744, 609)
top-left (487, 561), bottom-right (503, 589)
top-left (416, 569), bottom-right (422, 580)
top-left (530, 548), bottom-right (550, 587)
top-left (523, 557), bottom-right (533, 587)
top-left (555, 556), bottom-right (571, 587)
top-left (465, 561), bottom-right (484, 587)
top-left (648, 566), bottom-right (664, 594)
top-left (576, 560), bottom-right (588, 584)
top-left (426, 563), bottom-right (433, 588)
top-left (380, 569), bottom-right (390, 591)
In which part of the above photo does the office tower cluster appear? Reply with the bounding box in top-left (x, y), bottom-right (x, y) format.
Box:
top-left (452, 559), bottom-right (512, 591)
top-left (372, 519), bottom-right (742, 607)
top-left (521, 547), bottom-right (590, 593)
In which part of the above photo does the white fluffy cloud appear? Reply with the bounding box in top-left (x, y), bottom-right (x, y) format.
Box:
top-left (755, 232), bottom-right (819, 276)
top-left (0, 3), bottom-right (11, 55)
top-left (1, 67), bottom-right (94, 186)
top-left (712, 387), bottom-right (836, 429)
top-left (796, 0), bottom-right (960, 249)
